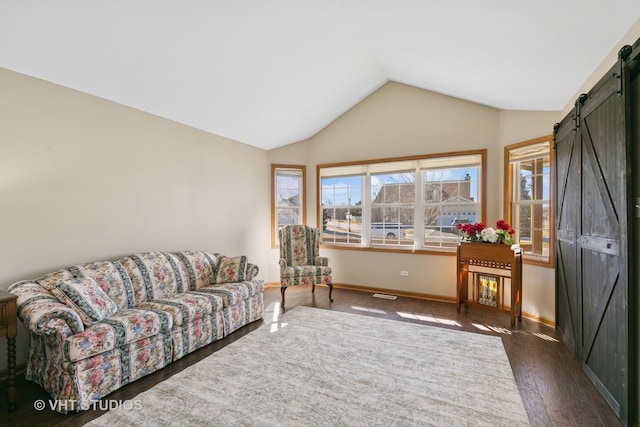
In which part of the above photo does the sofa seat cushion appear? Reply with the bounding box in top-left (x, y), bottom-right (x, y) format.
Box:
top-left (197, 280), bottom-right (264, 308)
top-left (63, 308), bottom-right (172, 362)
top-left (281, 265), bottom-right (332, 283)
top-left (137, 292), bottom-right (223, 327)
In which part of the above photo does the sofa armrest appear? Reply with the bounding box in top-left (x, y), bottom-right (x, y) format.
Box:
top-left (245, 262), bottom-right (259, 281)
top-left (315, 256), bottom-right (329, 266)
top-left (8, 281), bottom-right (84, 337)
top-left (278, 258), bottom-right (288, 270)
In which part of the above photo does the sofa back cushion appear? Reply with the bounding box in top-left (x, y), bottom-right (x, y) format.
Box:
top-left (68, 261), bottom-right (136, 310)
top-left (119, 252), bottom-right (185, 304)
top-left (172, 250), bottom-right (217, 290)
top-left (36, 269), bottom-right (76, 290)
top-left (35, 262), bottom-right (136, 310)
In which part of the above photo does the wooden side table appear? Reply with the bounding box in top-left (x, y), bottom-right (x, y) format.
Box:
top-left (456, 242), bottom-right (523, 326)
top-left (0, 290), bottom-right (17, 411)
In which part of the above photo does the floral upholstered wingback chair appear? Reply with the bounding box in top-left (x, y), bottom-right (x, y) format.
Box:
top-left (278, 225), bottom-right (333, 307)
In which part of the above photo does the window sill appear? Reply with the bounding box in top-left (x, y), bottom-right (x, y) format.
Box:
top-left (319, 244), bottom-right (455, 256)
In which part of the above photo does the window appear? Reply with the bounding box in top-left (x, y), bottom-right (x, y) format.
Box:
top-left (318, 150), bottom-right (485, 252)
top-left (321, 175), bottom-right (362, 245)
top-left (423, 163), bottom-right (481, 249)
top-left (272, 165), bottom-right (306, 247)
top-left (504, 136), bottom-right (553, 266)
top-left (371, 171), bottom-right (415, 247)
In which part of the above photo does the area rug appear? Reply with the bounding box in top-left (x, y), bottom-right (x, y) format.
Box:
top-left (87, 306), bottom-right (530, 426)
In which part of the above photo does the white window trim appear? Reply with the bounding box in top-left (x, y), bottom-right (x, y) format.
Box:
top-left (504, 136), bottom-right (554, 267)
top-left (318, 150), bottom-right (486, 253)
top-left (271, 164), bottom-right (306, 248)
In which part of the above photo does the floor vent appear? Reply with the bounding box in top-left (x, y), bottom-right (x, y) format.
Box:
top-left (373, 293), bottom-right (397, 300)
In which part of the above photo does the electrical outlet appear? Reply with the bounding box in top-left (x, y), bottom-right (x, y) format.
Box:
top-left (400, 270), bottom-right (409, 277)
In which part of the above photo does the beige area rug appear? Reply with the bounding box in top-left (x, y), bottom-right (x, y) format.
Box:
top-left (87, 305), bottom-right (530, 426)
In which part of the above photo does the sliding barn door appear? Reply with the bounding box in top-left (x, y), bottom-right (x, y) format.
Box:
top-left (577, 60), bottom-right (630, 421)
top-left (555, 46), bottom-right (634, 424)
top-left (554, 111), bottom-right (579, 357)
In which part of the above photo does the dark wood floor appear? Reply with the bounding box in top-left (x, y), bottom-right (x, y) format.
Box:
top-left (0, 286), bottom-right (621, 427)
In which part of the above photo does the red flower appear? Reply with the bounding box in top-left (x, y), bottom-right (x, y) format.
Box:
top-left (496, 220), bottom-right (512, 231)
top-left (495, 220), bottom-right (516, 236)
top-left (457, 220), bottom-right (515, 244)
top-left (457, 222), bottom-right (486, 235)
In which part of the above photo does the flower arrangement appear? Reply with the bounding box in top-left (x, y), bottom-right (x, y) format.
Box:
top-left (456, 220), bottom-right (515, 245)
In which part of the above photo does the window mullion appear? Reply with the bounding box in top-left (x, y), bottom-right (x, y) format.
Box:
top-left (414, 167), bottom-right (425, 249)
top-left (362, 171), bottom-right (372, 246)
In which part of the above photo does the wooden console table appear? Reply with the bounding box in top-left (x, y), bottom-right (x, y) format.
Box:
top-left (456, 242), bottom-right (522, 326)
top-left (0, 290), bottom-right (17, 411)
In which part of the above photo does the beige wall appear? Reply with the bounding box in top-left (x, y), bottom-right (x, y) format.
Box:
top-left (498, 110), bottom-right (562, 323)
top-left (563, 16), bottom-right (640, 115)
top-left (269, 83), bottom-right (562, 323)
top-left (0, 68), bottom-right (271, 367)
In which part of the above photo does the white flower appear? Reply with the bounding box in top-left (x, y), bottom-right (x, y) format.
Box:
top-left (481, 227), bottom-right (499, 243)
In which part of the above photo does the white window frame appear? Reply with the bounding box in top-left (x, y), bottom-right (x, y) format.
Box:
top-left (504, 136), bottom-right (554, 267)
top-left (272, 164), bottom-right (306, 247)
top-left (317, 150), bottom-right (486, 253)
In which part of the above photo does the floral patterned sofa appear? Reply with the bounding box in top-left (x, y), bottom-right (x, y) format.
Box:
top-left (8, 250), bottom-right (263, 412)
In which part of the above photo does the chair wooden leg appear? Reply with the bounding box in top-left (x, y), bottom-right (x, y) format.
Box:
top-left (328, 282), bottom-right (334, 302)
top-left (281, 287), bottom-right (287, 307)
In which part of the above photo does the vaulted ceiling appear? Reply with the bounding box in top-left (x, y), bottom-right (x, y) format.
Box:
top-left (2, 2), bottom-right (640, 150)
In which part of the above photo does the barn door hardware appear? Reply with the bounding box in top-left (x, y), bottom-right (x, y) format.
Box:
top-left (615, 45), bottom-right (632, 95)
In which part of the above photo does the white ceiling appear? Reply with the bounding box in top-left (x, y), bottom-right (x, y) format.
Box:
top-left (2, 1), bottom-right (640, 150)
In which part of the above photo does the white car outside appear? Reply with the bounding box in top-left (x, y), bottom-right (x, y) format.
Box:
top-left (370, 222), bottom-right (407, 239)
